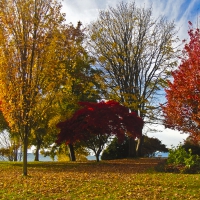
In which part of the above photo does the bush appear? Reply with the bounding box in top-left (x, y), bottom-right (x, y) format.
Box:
top-left (166, 145), bottom-right (200, 173)
top-left (101, 137), bottom-right (129, 160)
top-left (101, 135), bottom-right (168, 160)
top-left (182, 137), bottom-right (200, 156)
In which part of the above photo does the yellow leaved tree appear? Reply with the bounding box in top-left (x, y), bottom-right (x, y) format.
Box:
top-left (0, 0), bottom-right (68, 175)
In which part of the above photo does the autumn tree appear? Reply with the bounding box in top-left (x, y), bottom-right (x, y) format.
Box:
top-left (29, 103), bottom-right (56, 161)
top-left (0, 131), bottom-right (22, 161)
top-left (0, 0), bottom-right (68, 175)
top-left (56, 100), bottom-right (143, 162)
top-left (0, 110), bottom-right (9, 134)
top-left (162, 23), bottom-right (200, 142)
top-left (87, 2), bottom-right (178, 157)
top-left (24, 22), bottom-right (95, 162)
top-left (46, 22), bottom-right (103, 161)
top-left (0, 106), bottom-right (22, 161)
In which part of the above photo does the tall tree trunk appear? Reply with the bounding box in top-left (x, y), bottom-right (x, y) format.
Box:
top-left (23, 133), bottom-right (28, 176)
top-left (34, 143), bottom-right (40, 161)
top-left (14, 144), bottom-right (18, 161)
top-left (68, 143), bottom-right (76, 161)
top-left (136, 135), bottom-right (144, 157)
top-left (95, 153), bottom-right (100, 162)
top-left (128, 137), bottom-right (136, 157)
top-left (95, 149), bottom-right (101, 162)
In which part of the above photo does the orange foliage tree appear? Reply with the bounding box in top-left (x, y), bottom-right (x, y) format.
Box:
top-left (162, 23), bottom-right (200, 142)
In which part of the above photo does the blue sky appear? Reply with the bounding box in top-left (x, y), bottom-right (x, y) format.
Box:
top-left (61, 0), bottom-right (200, 148)
top-left (62, 0), bottom-right (200, 41)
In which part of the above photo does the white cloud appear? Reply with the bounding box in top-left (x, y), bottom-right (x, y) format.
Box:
top-left (144, 125), bottom-right (189, 148)
top-left (62, 0), bottom-right (199, 38)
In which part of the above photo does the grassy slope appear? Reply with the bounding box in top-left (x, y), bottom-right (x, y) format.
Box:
top-left (0, 158), bottom-right (199, 199)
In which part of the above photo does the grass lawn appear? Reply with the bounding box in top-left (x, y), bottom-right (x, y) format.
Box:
top-left (0, 158), bottom-right (199, 199)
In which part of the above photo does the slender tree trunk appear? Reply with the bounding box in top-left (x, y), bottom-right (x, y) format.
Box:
top-left (14, 144), bottom-right (18, 161)
top-left (95, 153), bottom-right (100, 162)
top-left (34, 144), bottom-right (40, 161)
top-left (128, 107), bottom-right (139, 158)
top-left (68, 143), bottom-right (76, 161)
top-left (128, 137), bottom-right (136, 157)
top-left (95, 148), bottom-right (101, 162)
top-left (136, 135), bottom-right (144, 157)
top-left (23, 133), bottom-right (28, 176)
top-left (19, 145), bottom-right (23, 161)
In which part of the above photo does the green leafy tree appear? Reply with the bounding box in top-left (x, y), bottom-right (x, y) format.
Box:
top-left (101, 137), bottom-right (129, 160)
top-left (101, 135), bottom-right (168, 160)
top-left (87, 2), bottom-right (178, 157)
top-left (142, 136), bottom-right (168, 157)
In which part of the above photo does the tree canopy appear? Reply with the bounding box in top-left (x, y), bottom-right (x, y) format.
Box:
top-left (56, 100), bottom-right (144, 161)
top-left (87, 2), bottom-right (178, 156)
top-left (162, 23), bottom-right (200, 142)
top-left (88, 2), bottom-right (178, 118)
top-left (101, 135), bottom-right (168, 160)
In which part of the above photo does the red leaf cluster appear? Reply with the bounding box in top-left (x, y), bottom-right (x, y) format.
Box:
top-left (56, 100), bottom-right (143, 145)
top-left (162, 25), bottom-right (200, 141)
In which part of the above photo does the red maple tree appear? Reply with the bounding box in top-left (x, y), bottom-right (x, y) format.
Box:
top-left (162, 23), bottom-right (200, 142)
top-left (56, 100), bottom-right (143, 161)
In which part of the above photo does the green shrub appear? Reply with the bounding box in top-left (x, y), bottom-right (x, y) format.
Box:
top-left (101, 135), bottom-right (168, 160)
top-left (101, 137), bottom-right (129, 160)
top-left (166, 145), bottom-right (200, 173)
